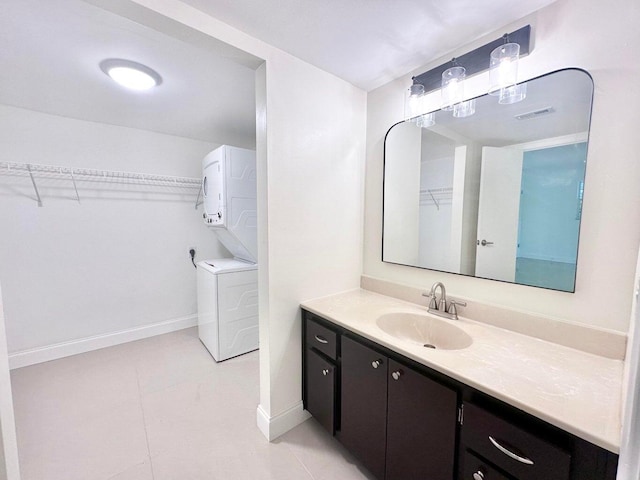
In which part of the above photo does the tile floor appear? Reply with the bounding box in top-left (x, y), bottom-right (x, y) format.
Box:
top-left (11, 328), bottom-right (376, 480)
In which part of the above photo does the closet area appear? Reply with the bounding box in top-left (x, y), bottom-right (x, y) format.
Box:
top-left (0, 0), bottom-right (259, 477)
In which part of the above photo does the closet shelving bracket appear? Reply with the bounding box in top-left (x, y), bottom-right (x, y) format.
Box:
top-left (0, 161), bottom-right (202, 207)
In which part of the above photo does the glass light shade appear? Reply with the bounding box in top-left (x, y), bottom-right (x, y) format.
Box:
top-left (489, 43), bottom-right (520, 96)
top-left (441, 66), bottom-right (466, 110)
top-left (416, 112), bottom-right (435, 128)
top-left (404, 83), bottom-right (425, 121)
top-left (453, 99), bottom-right (476, 118)
top-left (99, 59), bottom-right (162, 92)
top-left (498, 82), bottom-right (527, 104)
top-left (107, 67), bottom-right (157, 90)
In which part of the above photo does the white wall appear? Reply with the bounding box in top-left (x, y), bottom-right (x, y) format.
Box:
top-left (364, 0), bottom-right (640, 333)
top-left (384, 122), bottom-right (421, 265)
top-left (89, 0), bottom-right (367, 438)
top-left (0, 105), bottom-right (229, 354)
top-left (418, 155), bottom-right (454, 271)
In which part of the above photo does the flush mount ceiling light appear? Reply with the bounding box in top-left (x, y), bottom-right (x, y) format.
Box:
top-left (99, 59), bottom-right (162, 91)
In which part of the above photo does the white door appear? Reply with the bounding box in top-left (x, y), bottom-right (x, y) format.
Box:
top-left (475, 147), bottom-right (523, 282)
top-left (617, 251), bottom-right (640, 480)
top-left (0, 285), bottom-right (20, 479)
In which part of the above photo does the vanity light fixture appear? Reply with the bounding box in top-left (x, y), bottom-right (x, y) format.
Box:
top-left (406, 25), bottom-right (531, 112)
top-left (100, 59), bottom-right (162, 91)
top-left (404, 83), bottom-right (425, 121)
top-left (489, 36), bottom-right (526, 104)
top-left (416, 112), bottom-right (436, 128)
top-left (441, 61), bottom-right (466, 111)
top-left (453, 99), bottom-right (476, 118)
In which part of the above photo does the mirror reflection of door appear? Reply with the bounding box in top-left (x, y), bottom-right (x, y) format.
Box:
top-left (475, 147), bottom-right (523, 282)
top-left (515, 142), bottom-right (587, 291)
top-left (475, 141), bottom-right (587, 291)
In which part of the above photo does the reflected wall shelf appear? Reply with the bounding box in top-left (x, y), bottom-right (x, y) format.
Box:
top-left (420, 187), bottom-right (453, 210)
top-left (0, 161), bottom-right (202, 207)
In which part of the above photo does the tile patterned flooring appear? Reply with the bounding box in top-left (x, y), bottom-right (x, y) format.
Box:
top-left (11, 328), bottom-right (375, 480)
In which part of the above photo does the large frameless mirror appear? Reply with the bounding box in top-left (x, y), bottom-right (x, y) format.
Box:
top-left (383, 68), bottom-right (594, 292)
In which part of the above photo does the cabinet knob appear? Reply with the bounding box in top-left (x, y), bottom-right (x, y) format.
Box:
top-left (473, 471), bottom-right (485, 480)
top-left (371, 359), bottom-right (382, 369)
top-left (391, 370), bottom-right (402, 380)
top-left (322, 369), bottom-right (330, 376)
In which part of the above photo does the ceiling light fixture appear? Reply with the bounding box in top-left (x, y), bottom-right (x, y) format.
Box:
top-left (99, 59), bottom-right (162, 91)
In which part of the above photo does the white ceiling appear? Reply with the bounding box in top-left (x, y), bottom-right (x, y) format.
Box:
top-left (0, 0), bottom-right (257, 147)
top-left (181, 0), bottom-right (558, 91)
top-left (0, 0), bottom-right (559, 147)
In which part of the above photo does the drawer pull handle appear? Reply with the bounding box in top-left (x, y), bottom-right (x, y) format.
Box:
top-left (488, 436), bottom-right (534, 465)
top-left (314, 335), bottom-right (329, 344)
top-left (473, 471), bottom-right (484, 480)
top-left (391, 370), bottom-right (402, 381)
top-left (322, 369), bottom-right (330, 376)
top-left (371, 359), bottom-right (382, 369)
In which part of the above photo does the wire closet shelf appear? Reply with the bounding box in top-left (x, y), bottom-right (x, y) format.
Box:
top-left (0, 161), bottom-right (202, 207)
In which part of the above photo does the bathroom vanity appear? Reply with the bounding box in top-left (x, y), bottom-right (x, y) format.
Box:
top-left (301, 289), bottom-right (621, 480)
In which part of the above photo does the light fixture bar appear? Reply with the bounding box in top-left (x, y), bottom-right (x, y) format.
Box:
top-left (411, 25), bottom-right (531, 94)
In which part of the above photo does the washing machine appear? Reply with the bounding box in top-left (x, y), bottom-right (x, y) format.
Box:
top-left (196, 258), bottom-right (258, 362)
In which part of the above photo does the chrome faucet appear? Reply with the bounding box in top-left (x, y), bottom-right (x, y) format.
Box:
top-left (422, 281), bottom-right (467, 320)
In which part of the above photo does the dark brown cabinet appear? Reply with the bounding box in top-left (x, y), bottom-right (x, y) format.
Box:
top-left (339, 336), bottom-right (389, 480)
top-left (340, 335), bottom-right (458, 480)
top-left (386, 358), bottom-right (458, 480)
top-left (303, 315), bottom-right (339, 435)
top-left (301, 309), bottom-right (619, 480)
top-left (462, 450), bottom-right (511, 480)
top-left (305, 348), bottom-right (336, 434)
top-left (460, 402), bottom-right (571, 480)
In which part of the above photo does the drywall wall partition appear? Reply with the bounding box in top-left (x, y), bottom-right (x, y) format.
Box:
top-left (364, 0), bottom-right (640, 333)
top-left (0, 105), bottom-right (228, 358)
top-left (86, 0), bottom-right (367, 439)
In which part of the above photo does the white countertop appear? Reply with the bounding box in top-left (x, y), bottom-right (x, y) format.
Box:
top-left (301, 289), bottom-right (623, 453)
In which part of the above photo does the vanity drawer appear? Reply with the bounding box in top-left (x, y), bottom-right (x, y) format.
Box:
top-left (305, 317), bottom-right (337, 360)
top-left (462, 449), bottom-right (511, 480)
top-left (462, 403), bottom-right (571, 480)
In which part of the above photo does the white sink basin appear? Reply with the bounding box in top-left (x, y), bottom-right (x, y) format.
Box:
top-left (376, 312), bottom-right (473, 350)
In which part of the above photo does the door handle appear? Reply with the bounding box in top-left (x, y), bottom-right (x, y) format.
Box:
top-left (479, 239), bottom-right (494, 246)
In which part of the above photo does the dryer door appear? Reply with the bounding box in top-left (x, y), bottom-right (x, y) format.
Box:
top-left (203, 149), bottom-right (226, 226)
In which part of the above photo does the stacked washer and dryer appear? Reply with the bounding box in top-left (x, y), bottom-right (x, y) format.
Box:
top-left (197, 145), bottom-right (259, 362)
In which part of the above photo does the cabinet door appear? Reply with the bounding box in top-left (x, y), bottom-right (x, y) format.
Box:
top-left (305, 348), bottom-right (335, 434)
top-left (386, 359), bottom-right (458, 480)
top-left (339, 336), bottom-right (388, 480)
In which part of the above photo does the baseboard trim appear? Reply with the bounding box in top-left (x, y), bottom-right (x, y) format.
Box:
top-left (256, 402), bottom-right (310, 441)
top-left (8, 314), bottom-right (198, 370)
